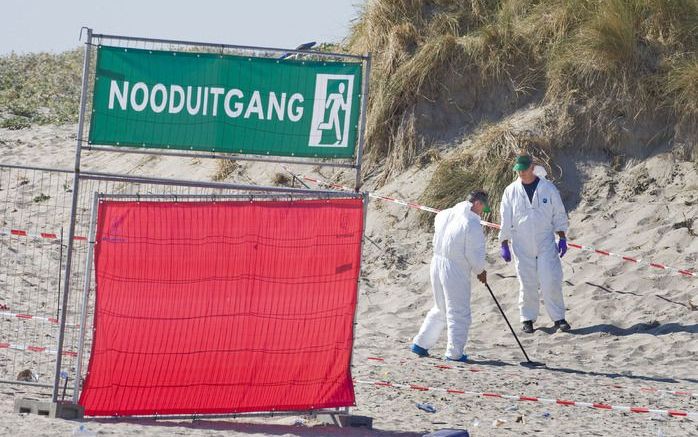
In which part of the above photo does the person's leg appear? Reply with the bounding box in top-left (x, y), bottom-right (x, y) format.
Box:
top-left (514, 252), bottom-right (540, 323)
top-left (538, 246), bottom-right (566, 323)
top-left (413, 258), bottom-right (447, 350)
top-left (441, 262), bottom-right (472, 359)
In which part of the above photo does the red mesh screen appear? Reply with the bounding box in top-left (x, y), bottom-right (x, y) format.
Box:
top-left (79, 199), bottom-right (362, 416)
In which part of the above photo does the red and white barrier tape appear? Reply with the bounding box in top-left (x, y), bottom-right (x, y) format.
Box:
top-left (365, 356), bottom-right (697, 399)
top-left (0, 227), bottom-right (86, 242)
top-left (296, 172), bottom-right (696, 279)
top-left (0, 342), bottom-right (77, 357)
top-left (355, 379), bottom-right (698, 419)
top-left (368, 356), bottom-right (485, 373)
top-left (636, 386), bottom-right (698, 399)
top-left (564, 242), bottom-right (696, 278)
top-left (1, 310), bottom-right (59, 325)
top-left (0, 310), bottom-right (80, 328)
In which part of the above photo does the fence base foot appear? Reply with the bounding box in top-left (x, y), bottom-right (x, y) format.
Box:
top-left (321, 413), bottom-right (373, 429)
top-left (14, 398), bottom-right (84, 419)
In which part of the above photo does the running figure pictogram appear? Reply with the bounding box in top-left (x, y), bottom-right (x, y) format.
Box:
top-left (317, 83), bottom-right (348, 144)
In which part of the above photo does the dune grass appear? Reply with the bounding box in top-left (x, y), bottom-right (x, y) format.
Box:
top-left (418, 118), bottom-right (557, 226)
top-left (0, 49), bottom-right (83, 127)
top-left (212, 159), bottom-right (238, 182)
top-left (347, 0), bottom-right (697, 218)
top-left (666, 57), bottom-right (698, 120)
top-left (0, 0), bottom-right (694, 194)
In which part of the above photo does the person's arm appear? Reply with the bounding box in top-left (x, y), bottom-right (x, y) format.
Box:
top-left (551, 185), bottom-right (569, 235)
top-left (466, 218), bottom-right (487, 277)
top-left (498, 188), bottom-right (513, 244)
top-left (498, 189), bottom-right (513, 262)
top-left (551, 185), bottom-right (569, 257)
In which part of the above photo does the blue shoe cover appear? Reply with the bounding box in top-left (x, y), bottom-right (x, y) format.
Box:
top-left (444, 354), bottom-right (468, 362)
top-left (410, 344), bottom-right (429, 357)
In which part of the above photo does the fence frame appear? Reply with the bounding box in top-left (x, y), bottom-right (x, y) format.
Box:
top-left (72, 192), bottom-right (99, 402)
top-left (51, 27), bottom-right (94, 402)
top-left (52, 27), bottom-right (373, 404)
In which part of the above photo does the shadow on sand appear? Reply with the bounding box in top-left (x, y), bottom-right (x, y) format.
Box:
top-left (92, 417), bottom-right (423, 436)
top-left (460, 354), bottom-right (698, 385)
top-left (535, 322), bottom-right (698, 337)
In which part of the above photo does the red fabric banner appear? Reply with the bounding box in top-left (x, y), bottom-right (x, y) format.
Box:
top-left (79, 198), bottom-right (362, 416)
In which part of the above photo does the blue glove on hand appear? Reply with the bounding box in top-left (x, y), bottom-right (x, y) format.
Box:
top-left (558, 238), bottom-right (567, 258)
top-left (500, 243), bottom-right (511, 262)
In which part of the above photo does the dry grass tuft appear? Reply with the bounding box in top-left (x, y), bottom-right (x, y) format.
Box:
top-left (212, 159), bottom-right (238, 182)
top-left (272, 172), bottom-right (292, 187)
top-left (419, 116), bottom-right (558, 228)
top-left (365, 34), bottom-right (466, 172)
top-left (666, 57), bottom-right (698, 120)
top-left (546, 0), bottom-right (643, 98)
top-left (643, 0), bottom-right (698, 51)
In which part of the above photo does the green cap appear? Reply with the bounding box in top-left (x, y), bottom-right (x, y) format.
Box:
top-left (513, 154), bottom-right (532, 171)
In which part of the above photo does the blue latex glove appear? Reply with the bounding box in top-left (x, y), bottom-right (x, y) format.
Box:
top-left (500, 243), bottom-right (512, 262)
top-left (558, 238), bottom-right (567, 258)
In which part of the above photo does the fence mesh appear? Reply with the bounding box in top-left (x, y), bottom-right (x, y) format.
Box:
top-left (0, 166), bottom-right (73, 387)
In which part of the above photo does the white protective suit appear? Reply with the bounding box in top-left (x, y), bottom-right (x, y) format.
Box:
top-left (413, 201), bottom-right (487, 359)
top-left (499, 175), bottom-right (569, 322)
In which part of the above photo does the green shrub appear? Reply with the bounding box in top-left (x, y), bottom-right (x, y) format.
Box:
top-left (1, 116), bottom-right (31, 130)
top-left (0, 49), bottom-right (82, 125)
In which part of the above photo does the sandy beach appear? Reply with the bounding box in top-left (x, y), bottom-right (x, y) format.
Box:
top-left (0, 121), bottom-right (696, 436)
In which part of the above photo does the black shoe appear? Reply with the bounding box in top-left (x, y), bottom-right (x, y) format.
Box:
top-left (554, 319), bottom-right (571, 332)
top-left (522, 320), bottom-right (534, 333)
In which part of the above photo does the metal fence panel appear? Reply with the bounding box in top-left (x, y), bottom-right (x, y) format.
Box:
top-left (0, 165), bottom-right (73, 388)
top-left (2, 31), bottom-right (370, 419)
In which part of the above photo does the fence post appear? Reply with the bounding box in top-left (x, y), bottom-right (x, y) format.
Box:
top-left (354, 53), bottom-right (371, 191)
top-left (52, 28), bottom-right (92, 403)
top-left (72, 193), bottom-right (100, 402)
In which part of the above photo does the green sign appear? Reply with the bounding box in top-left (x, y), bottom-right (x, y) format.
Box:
top-left (88, 46), bottom-right (363, 159)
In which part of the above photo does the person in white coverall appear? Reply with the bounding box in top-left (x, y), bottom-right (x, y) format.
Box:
top-left (411, 191), bottom-right (489, 362)
top-left (499, 154), bottom-right (571, 334)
